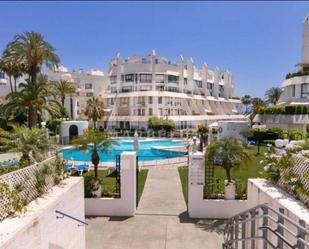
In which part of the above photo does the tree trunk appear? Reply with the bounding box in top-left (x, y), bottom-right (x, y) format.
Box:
top-left (61, 97), bottom-right (65, 107)
top-left (13, 77), bottom-right (17, 92)
top-left (9, 76), bottom-right (13, 93)
top-left (91, 147), bottom-right (100, 179)
top-left (28, 106), bottom-right (37, 128)
top-left (225, 160), bottom-right (232, 182)
top-left (93, 119), bottom-right (97, 130)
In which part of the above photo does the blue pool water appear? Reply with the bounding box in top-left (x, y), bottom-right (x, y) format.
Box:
top-left (62, 138), bottom-right (186, 162)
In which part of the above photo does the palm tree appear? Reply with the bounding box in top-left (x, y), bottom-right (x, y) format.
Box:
top-left (7, 31), bottom-right (59, 83)
top-left (0, 125), bottom-right (50, 166)
top-left (2, 75), bottom-right (61, 127)
top-left (52, 80), bottom-right (76, 107)
top-left (265, 87), bottom-right (283, 105)
top-left (241, 95), bottom-right (251, 114)
top-left (85, 97), bottom-right (105, 130)
top-left (205, 139), bottom-right (251, 182)
top-left (71, 129), bottom-right (116, 196)
top-left (0, 46), bottom-right (24, 92)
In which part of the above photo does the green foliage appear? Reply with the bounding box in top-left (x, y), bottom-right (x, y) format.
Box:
top-left (205, 139), bottom-right (251, 182)
top-left (0, 182), bottom-right (27, 215)
top-left (0, 125), bottom-right (51, 165)
top-left (285, 70), bottom-right (309, 79)
top-left (250, 127), bottom-right (284, 142)
top-left (35, 164), bottom-right (51, 194)
top-left (197, 124), bottom-right (208, 135)
top-left (53, 157), bottom-right (65, 185)
top-left (147, 117), bottom-right (176, 133)
top-left (85, 97), bottom-right (105, 129)
top-left (256, 105), bottom-right (309, 115)
top-left (282, 129), bottom-right (307, 140)
top-left (46, 118), bottom-right (62, 135)
top-left (264, 87), bottom-right (283, 105)
top-left (230, 96), bottom-right (240, 100)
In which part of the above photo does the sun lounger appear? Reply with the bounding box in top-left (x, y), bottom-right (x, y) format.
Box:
top-left (76, 164), bottom-right (89, 175)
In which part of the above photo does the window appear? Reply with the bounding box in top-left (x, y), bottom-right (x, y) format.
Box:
top-left (167, 87), bottom-right (178, 92)
top-left (184, 78), bottom-right (187, 85)
top-left (148, 96), bottom-right (153, 104)
top-left (195, 80), bottom-right (202, 88)
top-left (85, 83), bottom-right (92, 89)
top-left (123, 74), bottom-right (134, 82)
top-left (140, 74), bottom-right (152, 83)
top-left (122, 86), bottom-right (133, 92)
top-left (149, 108), bottom-right (153, 115)
top-left (219, 85), bottom-right (224, 91)
top-left (292, 85), bottom-right (295, 97)
top-left (0, 72), bottom-right (4, 79)
top-left (156, 74), bottom-right (165, 83)
top-left (86, 92), bottom-right (93, 97)
top-left (121, 98), bottom-right (129, 106)
top-left (207, 82), bottom-right (213, 90)
top-left (168, 75), bottom-right (179, 83)
top-left (158, 97), bottom-right (162, 104)
top-left (110, 76), bottom-right (117, 84)
top-left (301, 83), bottom-right (308, 98)
top-left (111, 87), bottom-right (117, 93)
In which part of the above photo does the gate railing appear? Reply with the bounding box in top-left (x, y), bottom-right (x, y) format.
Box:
top-left (223, 203), bottom-right (309, 249)
top-left (115, 155), bottom-right (121, 198)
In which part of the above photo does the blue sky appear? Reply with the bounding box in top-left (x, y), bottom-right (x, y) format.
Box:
top-left (0, 1), bottom-right (308, 97)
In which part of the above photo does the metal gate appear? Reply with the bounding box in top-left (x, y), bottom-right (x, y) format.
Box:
top-left (204, 163), bottom-right (214, 199)
top-left (115, 155), bottom-right (121, 198)
top-left (136, 156), bottom-right (139, 207)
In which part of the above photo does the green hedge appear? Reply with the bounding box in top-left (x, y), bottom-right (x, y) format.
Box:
top-left (230, 96), bottom-right (240, 100)
top-left (256, 105), bottom-right (309, 115)
top-left (285, 70), bottom-right (309, 79)
top-left (249, 128), bottom-right (307, 142)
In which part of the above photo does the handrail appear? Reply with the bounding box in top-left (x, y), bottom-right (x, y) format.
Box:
top-left (55, 210), bottom-right (88, 226)
top-left (223, 203), bottom-right (309, 249)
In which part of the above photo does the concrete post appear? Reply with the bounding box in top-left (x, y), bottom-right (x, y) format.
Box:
top-left (120, 151), bottom-right (137, 216)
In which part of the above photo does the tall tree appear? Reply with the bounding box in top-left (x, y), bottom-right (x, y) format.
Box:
top-left (2, 75), bottom-right (61, 127)
top-left (7, 32), bottom-right (59, 84)
top-left (85, 97), bottom-right (105, 130)
top-left (52, 80), bottom-right (76, 107)
top-left (241, 95), bottom-right (251, 114)
top-left (0, 46), bottom-right (24, 92)
top-left (264, 87), bottom-right (283, 105)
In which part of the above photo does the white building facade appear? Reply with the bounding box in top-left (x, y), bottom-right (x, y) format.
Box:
top-left (254, 14), bottom-right (309, 132)
top-left (102, 51), bottom-right (244, 130)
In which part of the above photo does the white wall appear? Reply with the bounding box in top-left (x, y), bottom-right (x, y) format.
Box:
top-left (188, 152), bottom-right (248, 219)
top-left (85, 151), bottom-right (137, 216)
top-left (247, 179), bottom-right (309, 249)
top-left (0, 177), bottom-right (85, 249)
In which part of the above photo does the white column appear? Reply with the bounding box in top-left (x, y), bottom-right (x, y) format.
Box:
top-left (151, 49), bottom-right (156, 91)
top-left (187, 57), bottom-right (194, 96)
top-left (201, 62), bottom-right (209, 97)
top-left (120, 151), bottom-right (137, 216)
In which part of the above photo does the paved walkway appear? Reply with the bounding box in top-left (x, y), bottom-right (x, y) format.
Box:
top-left (86, 167), bottom-right (224, 249)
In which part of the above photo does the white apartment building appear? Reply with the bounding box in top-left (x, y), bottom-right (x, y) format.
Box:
top-left (102, 50), bottom-right (244, 130)
top-left (0, 51), bottom-right (245, 130)
top-left (0, 66), bottom-right (107, 120)
top-left (254, 14), bottom-right (309, 132)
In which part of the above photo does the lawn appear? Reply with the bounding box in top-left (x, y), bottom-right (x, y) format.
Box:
top-left (178, 145), bottom-right (268, 203)
top-left (83, 169), bottom-right (148, 199)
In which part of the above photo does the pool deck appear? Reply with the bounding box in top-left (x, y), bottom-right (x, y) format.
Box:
top-left (86, 167), bottom-right (224, 249)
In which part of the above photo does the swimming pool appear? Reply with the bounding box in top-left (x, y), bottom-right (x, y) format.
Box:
top-left (62, 138), bottom-right (187, 162)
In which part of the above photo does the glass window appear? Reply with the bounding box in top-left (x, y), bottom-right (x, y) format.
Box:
top-left (207, 82), bottom-right (213, 90)
top-left (149, 108), bottom-right (153, 115)
top-left (86, 92), bottom-right (93, 97)
top-left (195, 80), bottom-right (202, 88)
top-left (111, 87), bottom-right (117, 93)
top-left (156, 74), bottom-right (165, 83)
top-left (140, 74), bottom-right (152, 83)
top-left (110, 76), bottom-right (117, 84)
top-left (168, 75), bottom-right (179, 83)
top-left (148, 96), bottom-right (153, 104)
top-left (292, 85), bottom-right (295, 97)
top-left (184, 78), bottom-right (187, 85)
top-left (124, 74), bottom-right (134, 82)
top-left (301, 83), bottom-right (308, 98)
top-left (158, 97), bottom-right (162, 104)
top-left (85, 83), bottom-right (92, 89)
top-left (122, 86), bottom-right (133, 92)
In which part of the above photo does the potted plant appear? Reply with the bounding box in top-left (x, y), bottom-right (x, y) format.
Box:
top-left (205, 139), bottom-right (251, 200)
top-left (71, 128), bottom-right (115, 197)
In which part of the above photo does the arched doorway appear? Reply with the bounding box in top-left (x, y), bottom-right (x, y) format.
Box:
top-left (69, 125), bottom-right (78, 141)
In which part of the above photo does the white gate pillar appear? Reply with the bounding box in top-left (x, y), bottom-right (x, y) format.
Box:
top-left (120, 151), bottom-right (137, 216)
